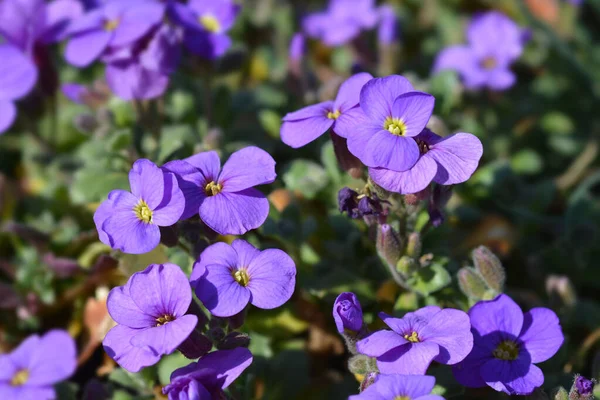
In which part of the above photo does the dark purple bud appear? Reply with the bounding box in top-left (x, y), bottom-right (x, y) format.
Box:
top-left (207, 327), bottom-right (225, 342)
top-left (571, 375), bottom-right (595, 399)
top-left (330, 132), bottom-right (363, 179)
top-left (178, 330), bottom-right (212, 359)
top-left (333, 292), bottom-right (363, 334)
top-left (338, 187), bottom-right (360, 218)
top-left (228, 308), bottom-right (247, 330)
top-left (289, 33), bottom-right (305, 62)
top-left (217, 331), bottom-right (251, 350)
top-left (187, 300), bottom-right (209, 328)
top-left (428, 185), bottom-right (452, 227)
top-left (91, 254), bottom-right (118, 274)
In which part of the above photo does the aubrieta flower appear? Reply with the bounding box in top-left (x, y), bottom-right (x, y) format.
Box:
top-left (0, 330), bottom-right (77, 399)
top-left (452, 294), bottom-right (564, 395)
top-left (94, 159), bottom-right (184, 254)
top-left (368, 128), bottom-right (483, 194)
top-left (103, 263), bottom-right (198, 373)
top-left (349, 374), bottom-right (445, 400)
top-left (163, 348), bottom-right (253, 400)
top-left (289, 32), bottom-right (305, 62)
top-left (433, 11), bottom-right (528, 91)
top-left (303, 0), bottom-right (378, 47)
top-left (191, 239), bottom-right (296, 317)
top-left (377, 5), bottom-right (399, 45)
top-left (170, 0), bottom-right (240, 60)
top-left (346, 75), bottom-right (436, 172)
top-left (572, 375), bottom-right (595, 398)
top-left (333, 292), bottom-right (363, 334)
top-left (65, 1), bottom-right (165, 67)
top-left (357, 306), bottom-right (473, 375)
top-left (0, 44), bottom-right (38, 134)
top-left (280, 72), bottom-right (373, 148)
top-left (163, 147), bottom-right (276, 235)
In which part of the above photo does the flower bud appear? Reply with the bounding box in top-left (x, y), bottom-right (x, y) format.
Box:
top-left (551, 387), bottom-right (569, 400)
top-left (330, 132), bottom-right (363, 179)
top-left (546, 275), bottom-right (577, 309)
top-left (207, 327), bottom-right (225, 342)
top-left (178, 330), bottom-right (212, 359)
top-left (396, 256), bottom-right (418, 277)
top-left (338, 187), bottom-right (360, 218)
top-left (406, 232), bottom-right (422, 258)
top-left (217, 332), bottom-right (251, 350)
top-left (347, 354), bottom-right (377, 375)
top-left (458, 267), bottom-right (488, 300)
top-left (569, 375), bottom-right (595, 399)
top-left (377, 224), bottom-right (402, 270)
top-left (333, 292), bottom-right (363, 334)
top-left (472, 246), bottom-right (505, 293)
top-left (228, 308), bottom-right (247, 330)
top-left (360, 372), bottom-right (378, 392)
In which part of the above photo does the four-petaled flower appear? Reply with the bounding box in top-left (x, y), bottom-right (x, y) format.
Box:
top-left (191, 239), bottom-right (296, 317)
top-left (357, 306), bottom-right (473, 375)
top-left (349, 374), bottom-right (445, 400)
top-left (452, 294), bottom-right (564, 395)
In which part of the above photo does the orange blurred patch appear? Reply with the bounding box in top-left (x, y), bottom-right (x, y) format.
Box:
top-left (461, 215), bottom-right (517, 257)
top-left (526, 0), bottom-right (559, 26)
top-left (269, 188), bottom-right (294, 212)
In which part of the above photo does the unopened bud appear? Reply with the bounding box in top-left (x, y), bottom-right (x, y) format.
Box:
top-left (207, 327), bottom-right (225, 342)
top-left (333, 292), bottom-right (363, 334)
top-left (397, 256), bottom-right (418, 277)
top-left (377, 224), bottom-right (402, 269)
top-left (551, 387), bottom-right (569, 400)
top-left (569, 375), bottom-right (595, 400)
top-left (360, 372), bottom-right (378, 392)
top-left (178, 330), bottom-right (212, 359)
top-left (368, 177), bottom-right (390, 200)
top-left (546, 275), bottom-right (577, 308)
top-left (348, 354), bottom-right (377, 375)
top-left (228, 308), bottom-right (247, 330)
top-left (217, 332), bottom-right (251, 350)
top-left (472, 246), bottom-right (505, 293)
top-left (330, 133), bottom-right (364, 179)
top-left (406, 233), bottom-right (422, 258)
top-left (458, 267), bottom-right (488, 300)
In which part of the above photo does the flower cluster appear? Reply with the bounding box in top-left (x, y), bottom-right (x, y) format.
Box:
top-left (433, 11), bottom-right (529, 90)
top-left (336, 291), bottom-right (564, 397)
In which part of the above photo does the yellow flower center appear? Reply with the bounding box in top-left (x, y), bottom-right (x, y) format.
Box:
top-left (403, 331), bottom-right (420, 343)
top-left (327, 110), bottom-right (341, 120)
top-left (205, 181), bottom-right (223, 196)
top-left (384, 117), bottom-right (407, 136)
top-left (394, 397), bottom-right (410, 400)
top-left (481, 56), bottom-right (497, 70)
top-left (493, 340), bottom-right (519, 361)
top-left (104, 19), bottom-right (119, 32)
top-left (232, 268), bottom-right (250, 287)
top-left (200, 15), bottom-right (221, 33)
top-left (155, 314), bottom-right (175, 326)
top-left (10, 369), bottom-right (29, 386)
top-left (133, 200), bottom-right (153, 223)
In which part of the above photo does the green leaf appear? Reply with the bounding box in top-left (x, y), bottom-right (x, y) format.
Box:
top-left (511, 149), bottom-right (543, 175)
top-left (282, 159), bottom-right (329, 199)
top-left (258, 109), bottom-right (282, 139)
top-left (157, 353), bottom-right (192, 386)
top-left (406, 262), bottom-right (451, 296)
top-left (157, 125), bottom-right (195, 163)
top-left (70, 169), bottom-right (129, 204)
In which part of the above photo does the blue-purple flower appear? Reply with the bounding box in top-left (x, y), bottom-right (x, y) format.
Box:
top-left (345, 75), bottom-right (435, 172)
top-left (357, 306), bottom-right (473, 375)
top-left (163, 348), bottom-right (253, 400)
top-left (333, 292), bottom-right (364, 334)
top-left (170, 0), bottom-right (240, 60)
top-left (0, 330), bottom-right (77, 399)
top-left (103, 263), bottom-right (198, 373)
top-left (377, 5), bottom-right (399, 45)
top-left (94, 159), bottom-right (184, 254)
top-left (281, 72), bottom-right (373, 148)
top-left (452, 294), bottom-right (564, 395)
top-left (349, 374), bottom-right (445, 400)
top-left (0, 44), bottom-right (38, 134)
top-left (163, 147), bottom-right (276, 235)
top-left (433, 11), bottom-right (528, 90)
top-left (303, 0), bottom-right (378, 47)
top-left (191, 239), bottom-right (296, 317)
top-left (368, 128), bottom-right (483, 194)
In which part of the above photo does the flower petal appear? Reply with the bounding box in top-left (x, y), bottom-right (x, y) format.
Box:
top-left (334, 72), bottom-right (374, 113)
top-left (377, 341), bottom-right (440, 375)
top-left (107, 281), bottom-right (155, 328)
top-left (103, 208), bottom-right (161, 254)
top-left (519, 308), bottom-right (563, 363)
top-left (419, 308), bottom-right (473, 365)
top-left (359, 75), bottom-right (414, 122)
top-left (0, 356), bottom-right (17, 380)
top-left (362, 130), bottom-right (420, 171)
top-left (282, 101), bottom-right (334, 122)
top-left (162, 160), bottom-right (206, 220)
top-left (65, 29), bottom-right (112, 67)
top-left (231, 240), bottom-right (260, 269)
top-left (428, 132), bottom-right (483, 185)
top-left (368, 155), bottom-right (437, 194)
top-left (332, 105), bottom-right (363, 139)
top-left (27, 330), bottom-right (76, 385)
top-left (433, 45), bottom-right (477, 76)
top-left (0, 100), bottom-right (17, 134)
top-left (41, 0), bottom-right (84, 43)
top-left (219, 147), bottom-right (276, 192)
top-left (246, 248), bottom-right (296, 309)
top-left (151, 172), bottom-right (185, 226)
top-left (129, 263), bottom-right (192, 318)
top-left (391, 92), bottom-right (435, 137)
top-left (200, 189), bottom-right (269, 235)
top-left (480, 357), bottom-right (542, 396)
top-left (103, 325), bottom-right (161, 373)
top-left (373, 374), bottom-right (436, 399)
top-left (0, 44), bottom-right (37, 100)
top-left (487, 68), bottom-right (516, 91)
top-left (129, 314), bottom-right (198, 355)
top-left (184, 150), bottom-right (221, 182)
top-left (129, 159), bottom-right (165, 209)
top-left (356, 330), bottom-right (408, 357)
top-left (194, 263), bottom-right (251, 317)
top-left (111, 3), bottom-right (165, 48)
top-left (451, 333), bottom-right (491, 388)
top-left (194, 348), bottom-right (253, 389)
top-left (468, 294), bottom-right (524, 338)
top-left (7, 335), bottom-right (40, 368)
top-left (191, 242), bottom-right (239, 287)
top-left (280, 115), bottom-right (334, 148)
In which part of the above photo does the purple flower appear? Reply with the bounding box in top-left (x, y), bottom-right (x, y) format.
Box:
top-left (65, 1), bottom-right (164, 67)
top-left (333, 292), bottom-right (363, 334)
top-left (191, 239), bottom-right (296, 317)
top-left (103, 263), bottom-right (198, 372)
top-left (289, 32), bottom-right (305, 62)
top-left (349, 374), bottom-right (445, 400)
top-left (357, 306), bottom-right (473, 375)
top-left (433, 11), bottom-right (528, 91)
top-left (345, 75), bottom-right (435, 172)
top-left (368, 128), bottom-right (483, 194)
top-left (452, 294), bottom-right (564, 395)
top-left (0, 44), bottom-right (38, 134)
top-left (377, 5), bottom-right (399, 45)
top-left (0, 330), bottom-right (77, 399)
top-left (280, 72), bottom-right (373, 148)
top-left (303, 0), bottom-right (378, 47)
top-left (170, 0), bottom-right (240, 60)
top-left (163, 147), bottom-right (276, 235)
top-left (573, 375), bottom-right (595, 397)
top-left (163, 348), bottom-right (253, 400)
top-left (94, 159), bottom-right (185, 254)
